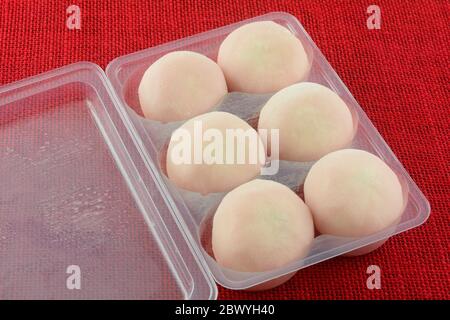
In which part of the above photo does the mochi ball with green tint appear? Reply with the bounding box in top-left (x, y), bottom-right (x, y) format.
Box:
top-left (166, 111), bottom-right (265, 194)
top-left (212, 179), bottom-right (314, 272)
top-left (304, 149), bottom-right (405, 237)
top-left (218, 21), bottom-right (309, 93)
top-left (258, 82), bottom-right (355, 162)
top-left (138, 51), bottom-right (227, 122)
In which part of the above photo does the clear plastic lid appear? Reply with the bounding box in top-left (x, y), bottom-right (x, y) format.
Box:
top-left (0, 12), bottom-right (430, 295)
top-left (0, 62), bottom-right (217, 299)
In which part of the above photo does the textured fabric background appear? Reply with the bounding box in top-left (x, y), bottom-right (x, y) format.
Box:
top-left (0, 0), bottom-right (448, 300)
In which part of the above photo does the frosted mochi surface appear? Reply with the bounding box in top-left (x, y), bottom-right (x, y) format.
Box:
top-left (304, 149), bottom-right (404, 237)
top-left (218, 21), bottom-right (309, 93)
top-left (258, 82), bottom-right (354, 162)
top-left (138, 51), bottom-right (227, 122)
top-left (166, 111), bottom-right (265, 194)
top-left (212, 179), bottom-right (314, 272)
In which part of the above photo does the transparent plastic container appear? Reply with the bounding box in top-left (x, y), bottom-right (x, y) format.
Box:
top-left (0, 12), bottom-right (430, 296)
top-left (0, 63), bottom-right (216, 299)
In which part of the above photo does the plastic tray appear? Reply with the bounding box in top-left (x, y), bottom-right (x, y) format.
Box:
top-left (106, 12), bottom-right (430, 290)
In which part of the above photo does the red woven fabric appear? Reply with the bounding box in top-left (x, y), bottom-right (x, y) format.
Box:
top-left (0, 0), bottom-right (448, 300)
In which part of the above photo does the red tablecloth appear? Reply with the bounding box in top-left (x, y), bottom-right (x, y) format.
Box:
top-left (0, 0), bottom-right (448, 300)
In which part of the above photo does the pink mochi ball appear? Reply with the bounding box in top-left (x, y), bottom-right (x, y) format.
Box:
top-left (138, 51), bottom-right (227, 122)
top-left (166, 111), bottom-right (265, 194)
top-left (304, 149), bottom-right (405, 238)
top-left (212, 179), bottom-right (314, 273)
top-left (258, 82), bottom-right (355, 162)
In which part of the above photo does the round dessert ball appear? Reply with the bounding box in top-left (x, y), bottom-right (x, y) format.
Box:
top-left (304, 149), bottom-right (404, 238)
top-left (138, 51), bottom-right (227, 122)
top-left (217, 21), bottom-right (309, 93)
top-left (212, 179), bottom-right (314, 272)
top-left (166, 111), bottom-right (265, 194)
top-left (258, 82), bottom-right (355, 162)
